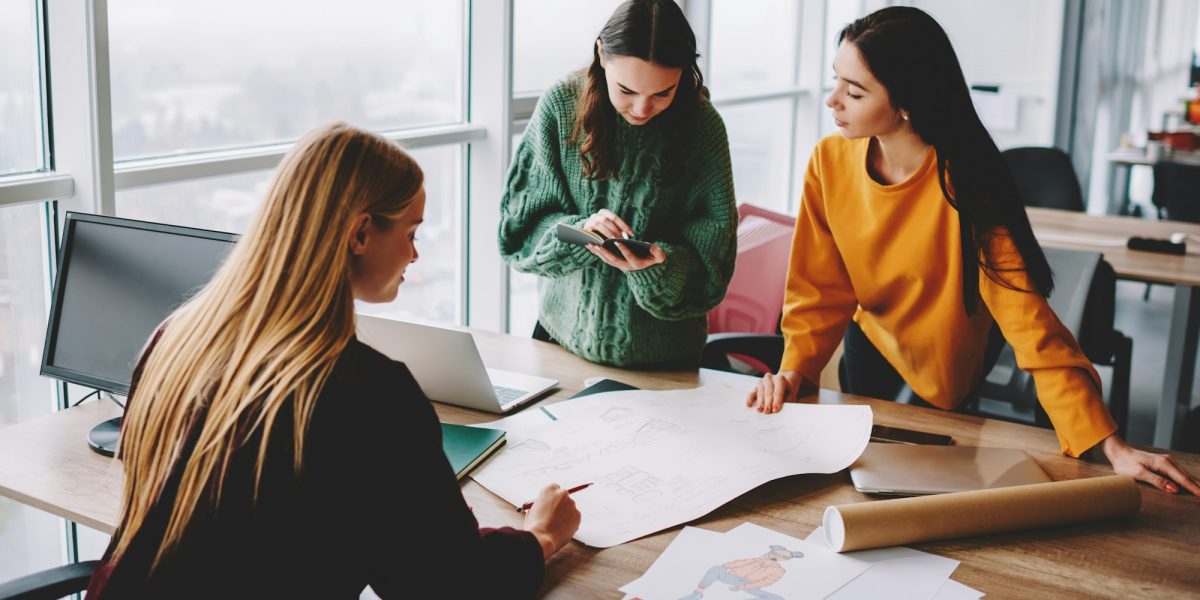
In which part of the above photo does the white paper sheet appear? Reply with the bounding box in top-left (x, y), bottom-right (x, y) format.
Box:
top-left (471, 384), bottom-right (873, 547)
top-left (804, 527), bottom-right (960, 600)
top-left (932, 580), bottom-right (985, 600)
top-left (621, 524), bottom-right (871, 600)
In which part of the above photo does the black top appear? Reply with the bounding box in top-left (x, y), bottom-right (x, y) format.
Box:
top-left (88, 338), bottom-right (544, 598)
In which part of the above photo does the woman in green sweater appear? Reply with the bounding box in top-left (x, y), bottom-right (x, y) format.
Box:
top-left (499, 0), bottom-right (737, 369)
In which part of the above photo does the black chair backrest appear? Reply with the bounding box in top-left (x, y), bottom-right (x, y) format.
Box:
top-left (1151, 161), bottom-right (1200, 223)
top-left (1079, 258), bottom-right (1117, 363)
top-left (1002, 147), bottom-right (1085, 212)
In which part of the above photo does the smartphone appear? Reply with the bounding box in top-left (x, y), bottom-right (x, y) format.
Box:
top-left (607, 237), bottom-right (653, 259)
top-left (870, 424), bottom-right (953, 446)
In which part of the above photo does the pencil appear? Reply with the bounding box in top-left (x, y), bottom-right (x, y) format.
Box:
top-left (517, 482), bottom-right (593, 512)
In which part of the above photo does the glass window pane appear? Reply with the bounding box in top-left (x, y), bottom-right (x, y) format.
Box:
top-left (0, 2), bottom-right (45, 175)
top-left (117, 146), bottom-right (463, 325)
top-left (108, 1), bottom-right (464, 160)
top-left (513, 0), bottom-right (625, 94)
top-left (709, 0), bottom-right (800, 94)
top-left (723, 99), bottom-right (794, 213)
top-left (0, 202), bottom-right (58, 581)
top-left (823, 0), bottom-right (864, 86)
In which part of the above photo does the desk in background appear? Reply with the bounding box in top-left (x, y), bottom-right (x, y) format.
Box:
top-left (1106, 148), bottom-right (1200, 216)
top-left (1028, 207), bottom-right (1200, 450)
top-left (0, 329), bottom-right (1197, 598)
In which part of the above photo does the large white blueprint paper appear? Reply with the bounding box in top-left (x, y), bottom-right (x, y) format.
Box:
top-left (472, 388), bottom-right (873, 547)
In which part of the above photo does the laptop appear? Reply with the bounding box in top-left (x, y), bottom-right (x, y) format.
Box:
top-left (849, 442), bottom-right (1051, 496)
top-left (355, 314), bottom-right (558, 414)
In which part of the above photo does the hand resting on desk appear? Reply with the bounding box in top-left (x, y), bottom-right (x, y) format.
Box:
top-left (745, 370), bottom-right (1200, 496)
top-left (1101, 435), bottom-right (1200, 496)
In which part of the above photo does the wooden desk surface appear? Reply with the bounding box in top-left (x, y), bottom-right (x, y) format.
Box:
top-left (1, 330), bottom-right (1197, 599)
top-left (1027, 207), bottom-right (1200, 287)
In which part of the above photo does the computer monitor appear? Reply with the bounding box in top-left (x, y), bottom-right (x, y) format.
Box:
top-left (40, 212), bottom-right (238, 455)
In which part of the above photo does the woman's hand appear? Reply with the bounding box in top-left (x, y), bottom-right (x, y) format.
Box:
top-left (581, 208), bottom-right (665, 271)
top-left (1101, 434), bottom-right (1200, 495)
top-left (587, 241), bottom-right (667, 271)
top-left (523, 483), bottom-right (582, 559)
top-left (745, 370), bottom-right (804, 414)
top-left (583, 208), bottom-right (633, 240)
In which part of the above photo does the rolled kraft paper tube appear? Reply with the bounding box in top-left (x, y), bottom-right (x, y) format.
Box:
top-left (823, 475), bottom-right (1141, 552)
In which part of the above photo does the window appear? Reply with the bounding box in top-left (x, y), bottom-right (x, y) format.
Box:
top-left (722, 99), bottom-right (795, 212)
top-left (107, 0), bottom-right (465, 160)
top-left (117, 146), bottom-right (464, 325)
top-left (513, 0), bottom-right (626, 94)
top-left (0, 202), bottom-right (57, 582)
top-left (709, 0), bottom-right (800, 94)
top-left (708, 0), bottom-right (808, 213)
top-left (823, 0), bottom-right (863, 89)
top-left (0, 2), bottom-right (45, 175)
top-left (117, 170), bottom-right (272, 233)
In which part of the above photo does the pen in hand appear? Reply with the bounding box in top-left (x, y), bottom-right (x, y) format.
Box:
top-left (517, 482), bottom-right (593, 512)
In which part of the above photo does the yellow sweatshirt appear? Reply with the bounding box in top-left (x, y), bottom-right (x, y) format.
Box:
top-left (781, 135), bottom-right (1117, 457)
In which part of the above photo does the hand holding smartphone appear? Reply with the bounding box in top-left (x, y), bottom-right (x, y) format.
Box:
top-left (556, 222), bottom-right (653, 258)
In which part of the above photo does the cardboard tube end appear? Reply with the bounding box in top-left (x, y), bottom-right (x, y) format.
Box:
top-left (823, 505), bottom-right (846, 552)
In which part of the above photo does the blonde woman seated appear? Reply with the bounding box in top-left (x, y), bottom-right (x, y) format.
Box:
top-left (87, 123), bottom-right (580, 598)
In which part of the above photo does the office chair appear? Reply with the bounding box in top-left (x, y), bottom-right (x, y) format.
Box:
top-left (971, 248), bottom-right (1132, 437)
top-left (701, 203), bottom-right (794, 374)
top-left (1002, 147), bottom-right (1086, 212)
top-left (1142, 161), bottom-right (1200, 300)
top-left (0, 560), bottom-right (98, 600)
top-left (1152, 160), bottom-right (1200, 223)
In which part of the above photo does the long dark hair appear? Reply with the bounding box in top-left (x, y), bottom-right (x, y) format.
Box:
top-left (572, 0), bottom-right (708, 182)
top-left (839, 7), bottom-right (1053, 314)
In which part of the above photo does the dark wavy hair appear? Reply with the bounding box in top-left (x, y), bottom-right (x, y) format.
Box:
top-left (839, 7), bottom-right (1054, 314)
top-left (572, 0), bottom-right (708, 182)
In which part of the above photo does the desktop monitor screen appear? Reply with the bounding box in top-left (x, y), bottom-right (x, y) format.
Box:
top-left (40, 212), bottom-right (238, 395)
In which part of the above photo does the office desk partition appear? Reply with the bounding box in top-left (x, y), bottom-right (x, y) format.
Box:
top-left (1027, 207), bottom-right (1200, 450)
top-left (1, 330), bottom-right (1198, 598)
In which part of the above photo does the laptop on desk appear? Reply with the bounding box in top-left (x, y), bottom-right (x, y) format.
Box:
top-left (356, 314), bottom-right (558, 414)
top-left (849, 442), bottom-right (1051, 496)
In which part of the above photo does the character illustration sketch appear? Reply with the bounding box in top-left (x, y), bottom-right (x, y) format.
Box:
top-left (678, 545), bottom-right (804, 600)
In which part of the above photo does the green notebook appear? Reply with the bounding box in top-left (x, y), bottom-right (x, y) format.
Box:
top-left (441, 423), bottom-right (506, 480)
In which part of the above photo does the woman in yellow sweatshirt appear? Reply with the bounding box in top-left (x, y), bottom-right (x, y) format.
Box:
top-left (747, 7), bottom-right (1198, 495)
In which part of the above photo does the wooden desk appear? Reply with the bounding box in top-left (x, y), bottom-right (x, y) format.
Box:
top-left (1027, 207), bottom-right (1200, 450)
top-left (1, 330), bottom-right (1197, 598)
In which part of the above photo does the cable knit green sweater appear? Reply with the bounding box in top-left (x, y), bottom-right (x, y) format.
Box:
top-left (499, 77), bottom-right (737, 367)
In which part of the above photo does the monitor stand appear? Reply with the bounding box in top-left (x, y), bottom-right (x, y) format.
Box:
top-left (88, 417), bottom-right (122, 457)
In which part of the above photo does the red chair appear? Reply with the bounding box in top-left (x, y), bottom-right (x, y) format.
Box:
top-left (703, 203), bottom-right (795, 374)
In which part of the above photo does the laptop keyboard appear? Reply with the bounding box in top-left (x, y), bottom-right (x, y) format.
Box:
top-left (494, 385), bottom-right (527, 405)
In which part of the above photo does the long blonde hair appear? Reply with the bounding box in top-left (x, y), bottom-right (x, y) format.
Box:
top-left (110, 122), bottom-right (423, 567)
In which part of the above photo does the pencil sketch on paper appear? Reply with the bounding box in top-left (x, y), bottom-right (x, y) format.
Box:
top-left (620, 523), bottom-right (872, 600)
top-left (677, 545), bottom-right (804, 600)
top-left (471, 382), bottom-right (873, 547)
